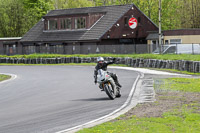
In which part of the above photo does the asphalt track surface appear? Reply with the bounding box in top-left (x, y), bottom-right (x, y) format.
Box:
top-left (0, 66), bottom-right (138, 133)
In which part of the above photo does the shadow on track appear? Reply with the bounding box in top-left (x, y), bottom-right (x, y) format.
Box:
top-left (72, 97), bottom-right (110, 101)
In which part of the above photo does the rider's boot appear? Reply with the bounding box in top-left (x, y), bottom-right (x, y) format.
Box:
top-left (99, 84), bottom-right (104, 91)
top-left (115, 80), bottom-right (122, 88)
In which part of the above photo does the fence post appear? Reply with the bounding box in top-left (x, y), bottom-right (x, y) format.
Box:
top-left (135, 43), bottom-right (136, 54)
top-left (192, 43), bottom-right (194, 55)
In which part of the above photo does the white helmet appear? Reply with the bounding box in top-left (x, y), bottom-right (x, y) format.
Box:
top-left (97, 57), bottom-right (104, 62)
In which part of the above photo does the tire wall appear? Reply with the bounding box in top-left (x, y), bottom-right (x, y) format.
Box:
top-left (0, 57), bottom-right (200, 73)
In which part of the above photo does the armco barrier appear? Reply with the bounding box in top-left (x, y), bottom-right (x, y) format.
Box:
top-left (0, 57), bottom-right (200, 73)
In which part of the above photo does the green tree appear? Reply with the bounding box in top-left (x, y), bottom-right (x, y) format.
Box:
top-left (179, 0), bottom-right (200, 28)
top-left (0, 0), bottom-right (25, 37)
top-left (23, 0), bottom-right (54, 27)
top-left (0, 0), bottom-right (199, 37)
top-left (0, 0), bottom-right (54, 37)
top-left (53, 0), bottom-right (94, 9)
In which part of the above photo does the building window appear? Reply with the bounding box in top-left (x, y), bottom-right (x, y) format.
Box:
top-left (24, 45), bottom-right (36, 54)
top-left (124, 17), bottom-right (128, 26)
top-left (75, 17), bottom-right (86, 29)
top-left (48, 19), bottom-right (58, 30)
top-left (60, 18), bottom-right (71, 30)
top-left (170, 39), bottom-right (182, 44)
top-left (50, 45), bottom-right (64, 54)
top-left (138, 17), bottom-right (141, 23)
top-left (165, 40), bottom-right (169, 44)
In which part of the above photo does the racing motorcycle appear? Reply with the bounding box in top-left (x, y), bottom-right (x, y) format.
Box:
top-left (96, 69), bottom-right (121, 100)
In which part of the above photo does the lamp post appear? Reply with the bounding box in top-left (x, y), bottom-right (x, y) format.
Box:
top-left (159, 0), bottom-right (162, 54)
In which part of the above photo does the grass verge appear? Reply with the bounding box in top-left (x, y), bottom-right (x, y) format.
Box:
top-left (149, 68), bottom-right (200, 75)
top-left (0, 53), bottom-right (200, 61)
top-left (0, 74), bottom-right (11, 82)
top-left (0, 63), bottom-right (128, 67)
top-left (78, 78), bottom-right (200, 133)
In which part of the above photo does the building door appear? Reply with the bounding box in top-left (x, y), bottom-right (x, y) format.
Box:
top-left (4, 44), bottom-right (17, 55)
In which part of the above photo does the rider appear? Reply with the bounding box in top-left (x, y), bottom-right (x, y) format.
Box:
top-left (94, 57), bottom-right (122, 88)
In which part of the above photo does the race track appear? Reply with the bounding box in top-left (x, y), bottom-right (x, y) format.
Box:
top-left (0, 66), bottom-right (138, 133)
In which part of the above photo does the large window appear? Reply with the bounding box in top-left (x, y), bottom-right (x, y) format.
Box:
top-left (48, 19), bottom-right (58, 30)
top-left (75, 17), bottom-right (86, 29)
top-left (60, 18), bottom-right (71, 30)
top-left (46, 17), bottom-right (87, 30)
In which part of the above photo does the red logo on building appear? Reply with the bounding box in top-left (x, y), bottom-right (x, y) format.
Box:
top-left (128, 17), bottom-right (137, 29)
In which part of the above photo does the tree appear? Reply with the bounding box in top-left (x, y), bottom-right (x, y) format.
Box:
top-left (0, 0), bottom-right (199, 37)
top-left (0, 0), bottom-right (54, 37)
top-left (23, 0), bottom-right (54, 26)
top-left (180, 0), bottom-right (200, 28)
top-left (53, 0), bottom-right (94, 9)
top-left (0, 0), bottom-right (25, 37)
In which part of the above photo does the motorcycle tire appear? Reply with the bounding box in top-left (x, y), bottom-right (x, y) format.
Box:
top-left (104, 83), bottom-right (116, 100)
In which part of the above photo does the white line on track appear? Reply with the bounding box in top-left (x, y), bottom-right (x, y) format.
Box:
top-left (0, 73), bottom-right (17, 84)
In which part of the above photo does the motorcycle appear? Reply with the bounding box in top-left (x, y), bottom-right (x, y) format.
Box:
top-left (96, 69), bottom-right (121, 100)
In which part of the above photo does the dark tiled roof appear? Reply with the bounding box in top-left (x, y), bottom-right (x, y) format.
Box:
top-left (146, 33), bottom-right (159, 40)
top-left (44, 7), bottom-right (107, 16)
top-left (21, 4), bottom-right (134, 42)
top-left (146, 32), bottom-right (164, 40)
top-left (163, 29), bottom-right (200, 36)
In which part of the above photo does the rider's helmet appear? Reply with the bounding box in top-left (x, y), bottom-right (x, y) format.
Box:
top-left (97, 57), bottom-right (104, 66)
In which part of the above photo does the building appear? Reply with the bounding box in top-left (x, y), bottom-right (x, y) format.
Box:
top-left (1, 5), bottom-right (200, 55)
top-left (146, 29), bottom-right (200, 53)
top-left (163, 29), bottom-right (200, 44)
top-left (19, 4), bottom-right (158, 54)
top-left (147, 29), bottom-right (200, 45)
top-left (0, 37), bottom-right (22, 55)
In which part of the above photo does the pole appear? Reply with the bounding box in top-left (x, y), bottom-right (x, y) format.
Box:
top-left (159, 0), bottom-right (162, 54)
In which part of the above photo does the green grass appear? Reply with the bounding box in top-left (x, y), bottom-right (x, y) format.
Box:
top-left (0, 74), bottom-right (11, 82)
top-left (0, 63), bottom-right (127, 67)
top-left (78, 108), bottom-right (200, 133)
top-left (1, 53), bottom-right (200, 61)
top-left (155, 78), bottom-right (200, 92)
top-left (149, 68), bottom-right (200, 75)
top-left (78, 78), bottom-right (200, 133)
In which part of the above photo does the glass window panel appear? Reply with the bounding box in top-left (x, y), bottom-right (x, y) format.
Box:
top-left (170, 39), bottom-right (182, 44)
top-left (75, 17), bottom-right (86, 29)
top-left (61, 18), bottom-right (71, 29)
top-left (124, 17), bottom-right (128, 26)
top-left (48, 19), bottom-right (58, 30)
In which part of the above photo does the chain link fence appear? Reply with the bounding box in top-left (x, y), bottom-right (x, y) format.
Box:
top-left (0, 44), bottom-right (156, 55)
top-left (153, 44), bottom-right (200, 54)
top-left (0, 43), bottom-right (200, 55)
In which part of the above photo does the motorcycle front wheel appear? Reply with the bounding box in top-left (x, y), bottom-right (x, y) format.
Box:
top-left (104, 83), bottom-right (116, 100)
